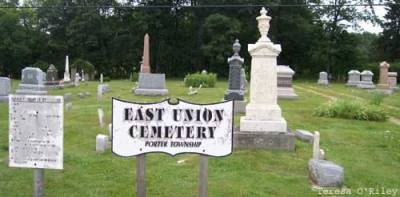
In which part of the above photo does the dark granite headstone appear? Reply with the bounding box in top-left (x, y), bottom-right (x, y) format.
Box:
top-left (224, 39), bottom-right (245, 101)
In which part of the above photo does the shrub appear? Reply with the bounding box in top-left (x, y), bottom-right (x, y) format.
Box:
top-left (71, 59), bottom-right (95, 73)
top-left (184, 72), bottom-right (217, 88)
top-left (103, 76), bottom-right (111, 82)
top-left (368, 91), bottom-right (385, 106)
top-left (313, 99), bottom-right (387, 121)
top-left (130, 72), bottom-right (139, 82)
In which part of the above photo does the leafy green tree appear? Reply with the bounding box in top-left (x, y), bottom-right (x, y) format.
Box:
top-left (381, 0), bottom-right (400, 61)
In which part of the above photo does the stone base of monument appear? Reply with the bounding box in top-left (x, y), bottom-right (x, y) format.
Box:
top-left (346, 81), bottom-right (359, 87)
top-left (0, 95), bottom-right (9, 102)
top-left (357, 82), bottom-right (375, 89)
top-left (278, 87), bottom-right (298, 99)
top-left (133, 73), bottom-right (168, 96)
top-left (233, 100), bottom-right (246, 114)
top-left (317, 80), bottom-right (329, 85)
top-left (234, 129), bottom-right (295, 151)
top-left (16, 84), bottom-right (47, 95)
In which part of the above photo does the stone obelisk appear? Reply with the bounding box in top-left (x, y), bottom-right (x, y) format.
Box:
top-left (141, 34), bottom-right (151, 73)
top-left (377, 61), bottom-right (392, 94)
top-left (63, 55), bottom-right (71, 82)
top-left (236, 7), bottom-right (294, 150)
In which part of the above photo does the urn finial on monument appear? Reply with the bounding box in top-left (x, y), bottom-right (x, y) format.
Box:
top-left (257, 7), bottom-right (271, 42)
top-left (233, 39), bottom-right (241, 56)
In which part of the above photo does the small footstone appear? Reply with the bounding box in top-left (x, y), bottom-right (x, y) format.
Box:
top-left (309, 159), bottom-right (344, 187)
top-left (78, 93), bottom-right (85, 98)
top-left (96, 134), bottom-right (110, 152)
top-left (84, 92), bottom-right (91, 97)
top-left (295, 129), bottom-right (314, 144)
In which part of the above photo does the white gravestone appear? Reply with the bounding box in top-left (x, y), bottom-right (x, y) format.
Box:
top-left (100, 73), bottom-right (104, 84)
top-left (98, 108), bottom-right (104, 128)
top-left (96, 134), bottom-right (110, 152)
top-left (318, 72), bottom-right (329, 85)
top-left (9, 95), bottom-right (63, 169)
top-left (313, 131), bottom-right (320, 160)
top-left (74, 73), bottom-right (80, 86)
top-left (63, 55), bottom-right (71, 82)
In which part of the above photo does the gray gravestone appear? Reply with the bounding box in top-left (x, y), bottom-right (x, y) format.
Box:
top-left (295, 129), bottom-right (314, 144)
top-left (277, 65), bottom-right (298, 99)
top-left (346, 70), bottom-right (361, 87)
top-left (0, 77), bottom-right (11, 102)
top-left (357, 70), bottom-right (375, 89)
top-left (309, 159), bottom-right (344, 187)
top-left (96, 134), bottom-right (110, 152)
top-left (224, 39), bottom-right (245, 101)
top-left (388, 72), bottom-right (398, 91)
top-left (134, 73), bottom-right (168, 96)
top-left (46, 64), bottom-right (59, 85)
top-left (317, 71), bottom-right (329, 85)
top-left (64, 93), bottom-right (72, 102)
top-left (16, 67), bottom-right (47, 95)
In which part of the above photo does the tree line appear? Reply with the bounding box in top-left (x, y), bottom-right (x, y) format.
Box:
top-left (0, 0), bottom-right (399, 81)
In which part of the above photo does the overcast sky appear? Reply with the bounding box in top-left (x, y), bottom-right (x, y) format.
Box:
top-left (349, 5), bottom-right (387, 33)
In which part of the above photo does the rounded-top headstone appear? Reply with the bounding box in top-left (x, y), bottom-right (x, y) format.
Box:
top-left (361, 70), bottom-right (373, 76)
top-left (380, 61), bottom-right (390, 68)
top-left (348, 70), bottom-right (360, 74)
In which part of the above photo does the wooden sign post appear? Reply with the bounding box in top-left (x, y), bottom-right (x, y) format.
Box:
top-left (9, 95), bottom-right (64, 197)
top-left (111, 98), bottom-right (234, 196)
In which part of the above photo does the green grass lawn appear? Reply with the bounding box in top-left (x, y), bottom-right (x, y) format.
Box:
top-left (0, 80), bottom-right (399, 196)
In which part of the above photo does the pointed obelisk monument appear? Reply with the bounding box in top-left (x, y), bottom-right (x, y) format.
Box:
top-left (141, 34), bottom-right (151, 73)
top-left (63, 55), bottom-right (71, 83)
top-left (133, 34), bottom-right (168, 96)
top-left (235, 8), bottom-right (294, 150)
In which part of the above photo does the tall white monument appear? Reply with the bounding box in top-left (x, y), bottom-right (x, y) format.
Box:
top-left (236, 8), bottom-right (294, 150)
top-left (63, 55), bottom-right (71, 82)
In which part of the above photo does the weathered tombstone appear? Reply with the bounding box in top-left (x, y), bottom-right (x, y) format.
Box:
top-left (98, 108), bottom-right (104, 128)
top-left (78, 93), bottom-right (85, 98)
top-left (224, 39), bottom-right (246, 113)
top-left (295, 129), bottom-right (314, 144)
top-left (81, 70), bottom-right (85, 82)
top-left (357, 70), bottom-right (375, 89)
top-left (236, 8), bottom-right (295, 150)
top-left (377, 61), bottom-right (393, 94)
top-left (308, 131), bottom-right (344, 187)
top-left (96, 134), bottom-right (110, 152)
top-left (388, 72), bottom-right (398, 91)
top-left (16, 67), bottom-right (47, 95)
top-left (64, 93), bottom-right (72, 102)
top-left (317, 71), bottom-right (329, 85)
top-left (346, 70), bottom-right (361, 87)
top-left (277, 65), bottom-right (298, 99)
top-left (74, 73), bottom-right (80, 86)
top-left (9, 94), bottom-right (64, 197)
top-left (134, 34), bottom-right (168, 96)
top-left (71, 68), bottom-right (76, 82)
top-left (97, 85), bottom-right (103, 101)
top-left (63, 55), bottom-right (71, 83)
top-left (0, 77), bottom-right (11, 102)
top-left (46, 64), bottom-right (59, 86)
top-left (100, 73), bottom-right (104, 84)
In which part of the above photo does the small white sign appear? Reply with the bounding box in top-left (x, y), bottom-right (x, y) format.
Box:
top-left (9, 95), bottom-right (63, 170)
top-left (112, 98), bottom-right (233, 157)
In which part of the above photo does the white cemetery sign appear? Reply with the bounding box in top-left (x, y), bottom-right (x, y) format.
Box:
top-left (9, 95), bottom-right (63, 170)
top-left (112, 98), bottom-right (233, 157)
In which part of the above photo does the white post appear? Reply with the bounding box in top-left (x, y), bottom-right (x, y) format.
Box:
top-left (313, 131), bottom-right (320, 160)
top-left (63, 55), bottom-right (71, 82)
